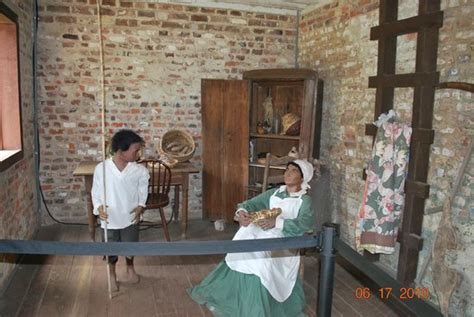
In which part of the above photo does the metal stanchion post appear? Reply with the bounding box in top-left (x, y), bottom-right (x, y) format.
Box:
top-left (317, 224), bottom-right (336, 317)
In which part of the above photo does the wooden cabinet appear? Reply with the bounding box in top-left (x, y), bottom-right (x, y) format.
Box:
top-left (244, 69), bottom-right (323, 198)
top-left (201, 69), bottom-right (323, 222)
top-left (201, 79), bottom-right (249, 222)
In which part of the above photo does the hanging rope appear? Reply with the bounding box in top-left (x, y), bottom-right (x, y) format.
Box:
top-left (95, 0), bottom-right (112, 299)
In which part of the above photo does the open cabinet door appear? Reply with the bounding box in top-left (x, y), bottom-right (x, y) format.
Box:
top-left (202, 79), bottom-right (249, 222)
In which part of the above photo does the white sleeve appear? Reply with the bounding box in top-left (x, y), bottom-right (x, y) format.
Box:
top-left (137, 166), bottom-right (150, 207)
top-left (91, 163), bottom-right (103, 215)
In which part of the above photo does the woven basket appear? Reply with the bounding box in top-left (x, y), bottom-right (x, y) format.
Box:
top-left (281, 113), bottom-right (301, 136)
top-left (159, 129), bottom-right (195, 162)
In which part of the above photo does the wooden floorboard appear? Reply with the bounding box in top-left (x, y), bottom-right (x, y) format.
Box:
top-left (0, 225), bottom-right (58, 316)
top-left (15, 225), bottom-right (65, 317)
top-left (85, 256), bottom-right (108, 317)
top-left (69, 255), bottom-right (93, 317)
top-left (66, 227), bottom-right (94, 317)
top-left (1, 220), bottom-right (400, 316)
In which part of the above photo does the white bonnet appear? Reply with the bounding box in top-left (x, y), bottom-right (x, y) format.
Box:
top-left (291, 159), bottom-right (314, 191)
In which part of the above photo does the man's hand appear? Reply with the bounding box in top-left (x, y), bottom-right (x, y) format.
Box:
top-left (98, 205), bottom-right (108, 222)
top-left (257, 217), bottom-right (276, 230)
top-left (237, 210), bottom-right (251, 227)
top-left (131, 206), bottom-right (145, 224)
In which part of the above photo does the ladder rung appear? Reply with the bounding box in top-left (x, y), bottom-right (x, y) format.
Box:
top-left (369, 72), bottom-right (439, 88)
top-left (371, 11), bottom-right (443, 40)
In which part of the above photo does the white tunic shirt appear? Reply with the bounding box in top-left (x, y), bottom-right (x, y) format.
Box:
top-left (91, 159), bottom-right (149, 229)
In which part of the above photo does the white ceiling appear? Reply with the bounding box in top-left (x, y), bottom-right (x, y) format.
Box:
top-left (138, 0), bottom-right (327, 14)
top-left (205, 0), bottom-right (320, 11)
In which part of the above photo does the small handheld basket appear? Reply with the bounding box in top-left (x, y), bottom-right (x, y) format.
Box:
top-left (249, 208), bottom-right (282, 223)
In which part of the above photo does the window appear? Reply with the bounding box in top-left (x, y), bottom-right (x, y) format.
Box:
top-left (0, 3), bottom-right (23, 172)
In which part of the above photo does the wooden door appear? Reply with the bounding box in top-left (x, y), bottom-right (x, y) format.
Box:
top-left (202, 79), bottom-right (249, 222)
top-left (299, 79), bottom-right (315, 158)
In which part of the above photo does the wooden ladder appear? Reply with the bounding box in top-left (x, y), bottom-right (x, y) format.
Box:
top-left (366, 0), bottom-right (443, 285)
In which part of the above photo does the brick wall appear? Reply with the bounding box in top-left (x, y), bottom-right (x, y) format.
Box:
top-left (15, 0), bottom-right (472, 312)
top-left (299, 0), bottom-right (473, 315)
top-left (37, 1), bottom-right (297, 223)
top-left (0, 0), bottom-right (37, 289)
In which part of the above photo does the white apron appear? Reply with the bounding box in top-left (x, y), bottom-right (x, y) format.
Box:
top-left (225, 187), bottom-right (304, 302)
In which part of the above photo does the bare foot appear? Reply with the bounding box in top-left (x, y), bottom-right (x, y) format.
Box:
top-left (110, 278), bottom-right (119, 292)
top-left (109, 265), bottom-right (119, 292)
top-left (125, 270), bottom-right (140, 284)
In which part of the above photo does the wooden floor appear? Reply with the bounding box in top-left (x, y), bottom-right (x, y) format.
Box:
top-left (0, 220), bottom-right (400, 316)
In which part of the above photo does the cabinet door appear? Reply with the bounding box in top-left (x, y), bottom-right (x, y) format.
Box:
top-left (202, 79), bottom-right (249, 222)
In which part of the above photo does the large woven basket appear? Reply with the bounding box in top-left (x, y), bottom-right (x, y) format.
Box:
top-left (159, 129), bottom-right (195, 162)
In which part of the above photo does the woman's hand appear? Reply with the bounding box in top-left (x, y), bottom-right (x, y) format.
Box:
top-left (98, 205), bottom-right (108, 222)
top-left (257, 217), bottom-right (276, 230)
top-left (237, 210), bottom-right (251, 227)
top-left (131, 206), bottom-right (144, 224)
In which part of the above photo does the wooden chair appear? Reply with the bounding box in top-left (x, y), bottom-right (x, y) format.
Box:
top-left (259, 153), bottom-right (285, 193)
top-left (140, 159), bottom-right (172, 241)
top-left (261, 152), bottom-right (272, 193)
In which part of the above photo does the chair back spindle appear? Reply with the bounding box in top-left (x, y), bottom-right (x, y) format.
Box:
top-left (139, 159), bottom-right (172, 241)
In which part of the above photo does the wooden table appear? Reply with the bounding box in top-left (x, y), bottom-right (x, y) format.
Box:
top-left (73, 161), bottom-right (199, 241)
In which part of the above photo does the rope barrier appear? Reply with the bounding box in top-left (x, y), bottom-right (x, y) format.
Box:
top-left (0, 223), bottom-right (444, 316)
top-left (0, 228), bottom-right (335, 316)
top-left (0, 235), bottom-right (319, 256)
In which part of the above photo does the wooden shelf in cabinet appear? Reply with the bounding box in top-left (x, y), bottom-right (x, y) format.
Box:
top-left (249, 163), bottom-right (287, 170)
top-left (249, 133), bottom-right (300, 141)
top-left (246, 184), bottom-right (264, 191)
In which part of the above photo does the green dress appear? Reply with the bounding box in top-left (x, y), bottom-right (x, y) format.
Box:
top-left (188, 187), bottom-right (313, 317)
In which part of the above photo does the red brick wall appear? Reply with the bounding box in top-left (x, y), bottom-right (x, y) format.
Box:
top-left (299, 1), bottom-right (473, 314)
top-left (300, 0), bottom-right (473, 250)
top-left (37, 1), bottom-right (298, 222)
top-left (299, 0), bottom-right (380, 244)
top-left (0, 0), bottom-right (38, 288)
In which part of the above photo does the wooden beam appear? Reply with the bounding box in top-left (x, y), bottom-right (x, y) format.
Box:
top-left (405, 180), bottom-right (430, 199)
top-left (367, 0), bottom-right (443, 283)
top-left (397, 0), bottom-right (441, 285)
top-left (373, 0), bottom-right (398, 120)
top-left (411, 128), bottom-right (435, 144)
top-left (363, 0), bottom-right (399, 262)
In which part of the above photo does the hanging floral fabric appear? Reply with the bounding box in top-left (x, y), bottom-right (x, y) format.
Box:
top-left (356, 110), bottom-right (412, 254)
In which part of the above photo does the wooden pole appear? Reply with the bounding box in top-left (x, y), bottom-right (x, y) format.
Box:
top-left (95, 0), bottom-right (112, 299)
